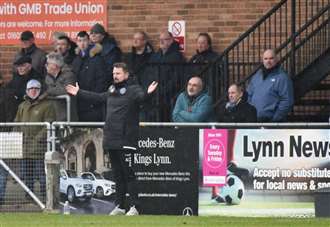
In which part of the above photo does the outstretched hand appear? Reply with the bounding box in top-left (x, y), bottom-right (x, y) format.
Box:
top-left (65, 82), bottom-right (80, 96)
top-left (147, 81), bottom-right (158, 94)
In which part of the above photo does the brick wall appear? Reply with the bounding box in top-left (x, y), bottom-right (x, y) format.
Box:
top-left (0, 0), bottom-right (279, 73)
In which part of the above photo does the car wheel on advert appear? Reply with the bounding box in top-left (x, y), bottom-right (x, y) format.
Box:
top-left (96, 187), bottom-right (104, 198)
top-left (67, 186), bottom-right (75, 203)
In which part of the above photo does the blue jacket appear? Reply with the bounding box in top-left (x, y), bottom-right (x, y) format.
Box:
top-left (247, 66), bottom-right (294, 122)
top-left (172, 91), bottom-right (213, 122)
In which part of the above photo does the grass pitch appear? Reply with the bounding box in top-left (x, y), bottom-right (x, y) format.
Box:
top-left (0, 213), bottom-right (330, 227)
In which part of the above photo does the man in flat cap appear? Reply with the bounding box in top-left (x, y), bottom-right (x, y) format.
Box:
top-left (90, 23), bottom-right (122, 86)
top-left (13, 30), bottom-right (47, 76)
top-left (8, 55), bottom-right (43, 111)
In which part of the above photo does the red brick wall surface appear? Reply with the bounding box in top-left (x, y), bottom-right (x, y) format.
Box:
top-left (0, 0), bottom-right (279, 73)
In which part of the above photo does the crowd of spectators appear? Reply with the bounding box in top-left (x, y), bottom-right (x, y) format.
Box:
top-left (0, 24), bottom-right (294, 124)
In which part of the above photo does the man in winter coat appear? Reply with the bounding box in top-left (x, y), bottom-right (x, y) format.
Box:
top-left (124, 31), bottom-right (154, 88)
top-left (56, 35), bottom-right (77, 66)
top-left (172, 76), bottom-right (213, 122)
top-left (7, 56), bottom-right (43, 114)
top-left (14, 79), bottom-right (56, 200)
top-left (0, 72), bottom-right (18, 122)
top-left (72, 31), bottom-right (108, 121)
top-left (45, 52), bottom-right (77, 121)
top-left (13, 30), bottom-right (46, 76)
top-left (90, 23), bottom-right (122, 86)
top-left (124, 31), bottom-right (155, 121)
top-left (66, 62), bottom-right (158, 216)
top-left (247, 49), bottom-right (294, 122)
top-left (189, 33), bottom-right (219, 97)
top-left (217, 84), bottom-right (257, 122)
top-left (149, 30), bottom-right (186, 121)
top-left (0, 72), bottom-right (17, 206)
top-left (190, 33), bottom-right (219, 65)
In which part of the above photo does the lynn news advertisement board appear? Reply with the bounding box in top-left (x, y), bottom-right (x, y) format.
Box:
top-left (56, 126), bottom-right (330, 216)
top-left (199, 128), bottom-right (330, 217)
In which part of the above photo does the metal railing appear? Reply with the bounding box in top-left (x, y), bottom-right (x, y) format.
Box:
top-left (133, 1), bottom-right (330, 122)
top-left (0, 122), bottom-right (51, 211)
top-left (199, 0), bottom-right (330, 114)
top-left (48, 95), bottom-right (72, 122)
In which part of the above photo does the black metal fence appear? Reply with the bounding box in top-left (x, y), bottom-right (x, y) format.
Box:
top-left (139, 0), bottom-right (330, 122)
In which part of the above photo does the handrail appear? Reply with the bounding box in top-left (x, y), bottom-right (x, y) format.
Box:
top-left (198, 0), bottom-right (288, 76)
top-left (236, 10), bottom-right (330, 87)
top-left (47, 94), bottom-right (71, 122)
top-left (208, 0), bottom-right (330, 109)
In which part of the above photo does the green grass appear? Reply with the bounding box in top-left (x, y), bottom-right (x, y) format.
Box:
top-left (0, 213), bottom-right (329, 227)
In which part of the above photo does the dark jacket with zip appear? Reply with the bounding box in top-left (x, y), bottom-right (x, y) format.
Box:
top-left (72, 44), bottom-right (107, 121)
top-left (77, 79), bottom-right (149, 150)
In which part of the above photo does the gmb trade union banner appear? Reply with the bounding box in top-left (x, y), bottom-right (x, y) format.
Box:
top-left (0, 0), bottom-right (107, 44)
top-left (132, 127), bottom-right (199, 215)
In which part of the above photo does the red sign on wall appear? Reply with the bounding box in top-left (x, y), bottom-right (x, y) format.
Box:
top-left (168, 20), bottom-right (185, 52)
top-left (0, 0), bottom-right (107, 45)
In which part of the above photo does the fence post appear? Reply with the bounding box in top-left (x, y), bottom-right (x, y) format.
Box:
top-left (44, 151), bottom-right (62, 212)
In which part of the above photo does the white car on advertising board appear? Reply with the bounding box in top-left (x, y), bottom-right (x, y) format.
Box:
top-left (80, 172), bottom-right (116, 198)
top-left (60, 169), bottom-right (93, 203)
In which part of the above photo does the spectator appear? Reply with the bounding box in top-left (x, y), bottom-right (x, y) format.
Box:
top-left (0, 71), bottom-right (16, 207)
top-left (151, 30), bottom-right (185, 65)
top-left (190, 33), bottom-right (218, 64)
top-left (51, 31), bottom-right (67, 49)
top-left (124, 31), bottom-right (154, 88)
top-left (124, 31), bottom-right (155, 121)
top-left (56, 35), bottom-right (77, 66)
top-left (45, 52), bottom-right (77, 121)
top-left (172, 76), bottom-right (213, 122)
top-left (90, 23), bottom-right (122, 86)
top-left (7, 56), bottom-right (43, 105)
top-left (72, 31), bottom-right (107, 121)
top-left (189, 33), bottom-right (219, 99)
top-left (13, 30), bottom-right (47, 75)
top-left (0, 72), bottom-right (17, 122)
top-left (14, 79), bottom-right (56, 200)
top-left (217, 84), bottom-right (257, 122)
top-left (150, 30), bottom-right (185, 121)
top-left (66, 62), bottom-right (158, 215)
top-left (247, 49), bottom-right (294, 122)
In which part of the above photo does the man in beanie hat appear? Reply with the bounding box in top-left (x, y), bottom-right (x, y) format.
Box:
top-left (90, 23), bottom-right (122, 86)
top-left (13, 30), bottom-right (46, 75)
top-left (14, 79), bottom-right (56, 201)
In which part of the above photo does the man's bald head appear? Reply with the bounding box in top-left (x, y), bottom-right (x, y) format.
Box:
top-left (262, 49), bottom-right (278, 69)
